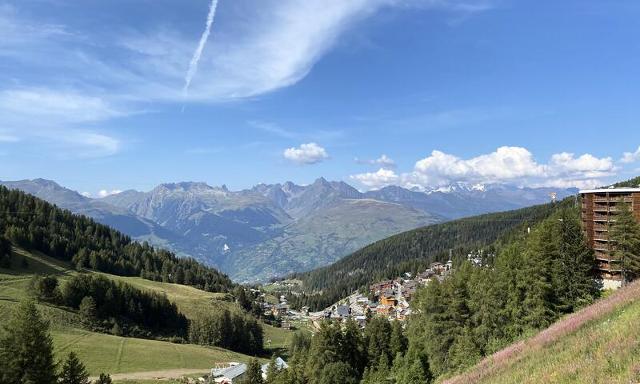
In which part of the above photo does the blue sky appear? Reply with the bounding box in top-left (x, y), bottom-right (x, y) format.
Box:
top-left (1, 0), bottom-right (640, 196)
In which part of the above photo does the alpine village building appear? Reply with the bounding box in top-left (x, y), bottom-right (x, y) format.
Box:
top-left (580, 187), bottom-right (640, 289)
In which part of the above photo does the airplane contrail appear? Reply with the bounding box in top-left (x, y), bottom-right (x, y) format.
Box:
top-left (183, 0), bottom-right (219, 95)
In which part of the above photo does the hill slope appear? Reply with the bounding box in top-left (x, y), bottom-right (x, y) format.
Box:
top-left (292, 198), bottom-right (575, 309)
top-left (0, 248), bottom-right (290, 379)
top-left (0, 250), bottom-right (254, 378)
top-left (443, 280), bottom-right (640, 384)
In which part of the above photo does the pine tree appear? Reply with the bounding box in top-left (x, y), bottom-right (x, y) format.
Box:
top-left (521, 219), bottom-right (557, 330)
top-left (58, 352), bottom-right (90, 384)
top-left (555, 209), bottom-right (598, 311)
top-left (0, 300), bottom-right (58, 384)
top-left (389, 320), bottom-right (408, 358)
top-left (340, 318), bottom-right (365, 376)
top-left (243, 358), bottom-right (263, 384)
top-left (94, 374), bottom-right (112, 384)
top-left (610, 203), bottom-right (640, 284)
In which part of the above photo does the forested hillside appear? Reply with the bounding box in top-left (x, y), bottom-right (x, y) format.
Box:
top-left (264, 206), bottom-right (603, 384)
top-left (0, 186), bottom-right (235, 292)
top-left (291, 198), bottom-right (575, 309)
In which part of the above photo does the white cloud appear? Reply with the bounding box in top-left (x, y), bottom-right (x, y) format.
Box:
top-left (621, 146), bottom-right (640, 164)
top-left (351, 146), bottom-right (617, 190)
top-left (356, 154), bottom-right (396, 168)
top-left (80, 192), bottom-right (91, 197)
top-left (283, 142), bottom-right (329, 164)
top-left (548, 152), bottom-right (615, 178)
top-left (98, 189), bottom-right (122, 198)
top-left (410, 146), bottom-right (545, 187)
top-left (0, 88), bottom-right (123, 157)
top-left (350, 168), bottom-right (399, 188)
top-left (117, 0), bottom-right (494, 102)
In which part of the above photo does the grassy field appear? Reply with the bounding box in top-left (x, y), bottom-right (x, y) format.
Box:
top-left (51, 328), bottom-right (249, 376)
top-left (0, 247), bottom-right (295, 381)
top-left (443, 281), bottom-right (640, 384)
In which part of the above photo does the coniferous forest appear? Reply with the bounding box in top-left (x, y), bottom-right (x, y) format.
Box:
top-left (264, 206), bottom-right (602, 384)
top-left (289, 199), bottom-right (575, 310)
top-left (0, 186), bottom-right (235, 292)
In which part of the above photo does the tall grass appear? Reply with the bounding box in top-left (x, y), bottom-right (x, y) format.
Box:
top-left (443, 280), bottom-right (640, 384)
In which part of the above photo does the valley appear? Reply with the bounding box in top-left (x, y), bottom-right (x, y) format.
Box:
top-left (0, 178), bottom-right (574, 282)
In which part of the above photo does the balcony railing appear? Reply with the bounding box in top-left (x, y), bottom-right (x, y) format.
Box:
top-left (593, 196), bottom-right (633, 203)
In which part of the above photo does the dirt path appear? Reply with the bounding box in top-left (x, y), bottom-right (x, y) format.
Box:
top-left (90, 368), bottom-right (209, 382)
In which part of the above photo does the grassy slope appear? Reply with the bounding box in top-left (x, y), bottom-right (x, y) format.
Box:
top-left (442, 281), bottom-right (640, 384)
top-left (0, 248), bottom-right (292, 377)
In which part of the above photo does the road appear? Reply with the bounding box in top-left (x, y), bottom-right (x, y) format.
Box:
top-left (89, 368), bottom-right (209, 382)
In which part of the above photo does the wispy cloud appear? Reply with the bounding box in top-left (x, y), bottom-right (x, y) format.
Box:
top-left (621, 145), bottom-right (640, 164)
top-left (0, 88), bottom-right (123, 157)
top-left (0, 0), bottom-right (494, 159)
top-left (355, 154), bottom-right (396, 168)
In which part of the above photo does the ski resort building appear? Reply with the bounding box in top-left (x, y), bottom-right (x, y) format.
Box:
top-left (580, 188), bottom-right (640, 288)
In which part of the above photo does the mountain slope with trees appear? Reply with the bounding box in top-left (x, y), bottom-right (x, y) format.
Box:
top-left (2, 178), bottom-right (574, 282)
top-left (291, 198), bottom-right (575, 310)
top-left (265, 203), bottom-right (604, 384)
top-left (0, 185), bottom-right (235, 292)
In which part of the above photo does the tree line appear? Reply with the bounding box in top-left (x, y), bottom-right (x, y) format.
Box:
top-left (31, 274), bottom-right (188, 338)
top-left (189, 309), bottom-right (263, 355)
top-left (30, 273), bottom-right (265, 354)
top-left (0, 186), bottom-right (234, 292)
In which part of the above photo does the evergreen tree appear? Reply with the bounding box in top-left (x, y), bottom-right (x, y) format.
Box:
top-left (94, 373), bottom-right (112, 384)
top-left (610, 202), bottom-right (640, 284)
top-left (0, 300), bottom-right (58, 384)
top-left (341, 318), bottom-right (365, 376)
top-left (521, 219), bottom-right (557, 330)
top-left (317, 362), bottom-right (358, 384)
top-left (0, 235), bottom-right (10, 268)
top-left (242, 358), bottom-right (263, 384)
top-left (363, 317), bottom-right (392, 367)
top-left (555, 209), bottom-right (598, 311)
top-left (389, 321), bottom-right (408, 358)
top-left (58, 352), bottom-right (89, 384)
top-left (78, 296), bottom-right (97, 327)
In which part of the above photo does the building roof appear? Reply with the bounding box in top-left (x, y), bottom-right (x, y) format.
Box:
top-left (336, 305), bottom-right (350, 317)
top-left (261, 357), bottom-right (288, 374)
top-left (212, 363), bottom-right (247, 379)
top-left (579, 188), bottom-right (640, 194)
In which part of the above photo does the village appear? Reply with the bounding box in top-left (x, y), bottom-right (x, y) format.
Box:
top-left (260, 254), bottom-right (472, 329)
top-left (200, 251), bottom-right (488, 383)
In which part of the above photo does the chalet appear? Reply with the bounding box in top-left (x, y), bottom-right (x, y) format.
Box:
top-left (272, 303), bottom-right (289, 317)
top-left (370, 280), bottom-right (394, 295)
top-left (380, 294), bottom-right (397, 307)
top-left (376, 304), bottom-right (396, 318)
top-left (211, 363), bottom-right (247, 383)
top-left (430, 262), bottom-right (445, 274)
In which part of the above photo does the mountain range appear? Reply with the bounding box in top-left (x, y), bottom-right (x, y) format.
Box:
top-left (0, 178), bottom-right (577, 282)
